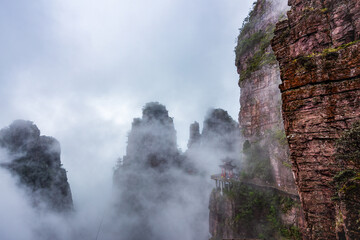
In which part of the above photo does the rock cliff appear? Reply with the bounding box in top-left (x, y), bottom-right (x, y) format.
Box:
top-left (236, 0), bottom-right (296, 192)
top-left (198, 108), bottom-right (241, 159)
top-left (271, 0), bottom-right (360, 238)
top-left (209, 0), bottom-right (304, 239)
top-left (186, 108), bottom-right (241, 174)
top-left (112, 102), bottom-right (209, 240)
top-left (0, 120), bottom-right (73, 212)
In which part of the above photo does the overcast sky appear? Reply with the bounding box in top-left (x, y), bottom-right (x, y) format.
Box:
top-left (0, 0), bottom-right (255, 208)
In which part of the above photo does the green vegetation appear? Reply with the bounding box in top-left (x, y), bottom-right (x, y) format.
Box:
top-left (236, 0), bottom-right (267, 41)
top-left (332, 121), bottom-right (360, 202)
top-left (333, 170), bottom-right (358, 187)
top-left (333, 170), bottom-right (360, 195)
top-left (236, 30), bottom-right (268, 61)
top-left (236, 27), bottom-right (277, 83)
top-left (320, 8), bottom-right (329, 13)
top-left (294, 40), bottom-right (360, 64)
top-left (224, 183), bottom-right (301, 240)
top-left (293, 55), bottom-right (317, 70)
top-left (241, 141), bottom-right (274, 183)
top-left (321, 40), bottom-right (360, 57)
top-left (270, 128), bottom-right (288, 146)
top-left (234, 0), bottom-right (277, 83)
top-left (335, 121), bottom-right (360, 169)
top-left (281, 226), bottom-right (302, 239)
top-left (280, 196), bottom-right (296, 213)
top-left (303, 7), bottom-right (315, 12)
top-left (302, 6), bottom-right (330, 14)
top-left (282, 161), bottom-right (292, 169)
top-left (300, 7), bottom-right (329, 21)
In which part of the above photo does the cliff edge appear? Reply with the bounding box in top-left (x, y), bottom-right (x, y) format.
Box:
top-left (271, 0), bottom-right (360, 238)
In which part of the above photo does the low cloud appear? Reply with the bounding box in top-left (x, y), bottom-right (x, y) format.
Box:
top-left (0, 0), bottom-right (258, 239)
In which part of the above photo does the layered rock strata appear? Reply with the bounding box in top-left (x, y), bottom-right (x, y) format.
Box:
top-left (271, 0), bottom-right (360, 238)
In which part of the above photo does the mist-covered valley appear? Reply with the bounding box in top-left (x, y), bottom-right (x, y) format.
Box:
top-left (0, 0), bottom-right (257, 239)
top-left (0, 0), bottom-right (294, 239)
top-left (2, 0), bottom-right (360, 239)
top-left (0, 102), bottom-right (242, 240)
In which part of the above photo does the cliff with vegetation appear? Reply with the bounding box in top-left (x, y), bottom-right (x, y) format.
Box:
top-left (209, 183), bottom-right (303, 240)
top-left (208, 1), bottom-right (304, 239)
top-left (236, 0), bottom-right (296, 192)
top-left (0, 120), bottom-right (73, 212)
top-left (271, 0), bottom-right (360, 238)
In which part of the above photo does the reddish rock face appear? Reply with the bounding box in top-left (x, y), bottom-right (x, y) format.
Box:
top-left (236, 0), bottom-right (297, 194)
top-left (272, 0), bottom-right (360, 239)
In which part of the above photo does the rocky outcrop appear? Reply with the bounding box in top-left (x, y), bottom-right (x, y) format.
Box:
top-left (186, 108), bottom-right (241, 171)
top-left (0, 120), bottom-right (73, 212)
top-left (236, 0), bottom-right (296, 192)
top-left (271, 0), bottom-right (360, 238)
top-left (186, 109), bottom-right (245, 239)
top-left (113, 103), bottom-right (180, 239)
top-left (119, 102), bottom-right (182, 170)
top-left (210, 0), bottom-right (303, 239)
top-left (112, 102), bottom-right (207, 240)
top-left (201, 109), bottom-right (241, 156)
top-left (187, 121), bottom-right (200, 148)
top-left (207, 1), bottom-right (304, 239)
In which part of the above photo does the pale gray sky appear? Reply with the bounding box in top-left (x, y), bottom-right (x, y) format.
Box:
top-left (0, 0), bottom-right (255, 210)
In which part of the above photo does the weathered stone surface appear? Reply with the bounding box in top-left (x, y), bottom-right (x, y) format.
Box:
top-left (239, 66), bottom-right (283, 138)
top-left (272, 0), bottom-right (360, 238)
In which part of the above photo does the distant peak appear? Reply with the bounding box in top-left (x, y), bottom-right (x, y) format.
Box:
top-left (142, 102), bottom-right (169, 121)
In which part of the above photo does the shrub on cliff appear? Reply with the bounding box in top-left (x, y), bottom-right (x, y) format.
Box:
top-left (335, 121), bottom-right (360, 170)
top-left (224, 183), bottom-right (300, 240)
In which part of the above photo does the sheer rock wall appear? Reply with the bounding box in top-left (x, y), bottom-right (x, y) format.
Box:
top-left (271, 0), bottom-right (360, 238)
top-left (236, 0), bottom-right (296, 195)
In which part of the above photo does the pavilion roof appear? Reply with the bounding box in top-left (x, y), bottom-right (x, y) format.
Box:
top-left (219, 161), bottom-right (236, 170)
